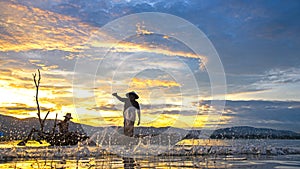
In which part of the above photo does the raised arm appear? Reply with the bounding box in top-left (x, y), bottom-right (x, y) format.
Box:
top-left (112, 93), bottom-right (126, 102)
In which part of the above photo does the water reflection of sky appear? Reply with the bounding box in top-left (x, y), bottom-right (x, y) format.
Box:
top-left (1, 140), bottom-right (300, 168)
top-left (1, 0), bottom-right (300, 132)
top-left (1, 154), bottom-right (300, 169)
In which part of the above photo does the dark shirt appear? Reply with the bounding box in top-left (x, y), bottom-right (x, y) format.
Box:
top-left (124, 99), bottom-right (140, 111)
top-left (58, 121), bottom-right (69, 133)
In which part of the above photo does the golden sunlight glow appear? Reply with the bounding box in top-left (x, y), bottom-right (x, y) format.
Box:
top-left (91, 40), bottom-right (208, 70)
top-left (0, 1), bottom-right (229, 129)
top-left (130, 77), bottom-right (181, 88)
top-left (0, 1), bottom-right (98, 52)
top-left (0, 1), bottom-right (208, 71)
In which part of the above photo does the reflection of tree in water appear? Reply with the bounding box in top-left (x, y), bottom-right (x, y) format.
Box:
top-left (123, 157), bottom-right (136, 169)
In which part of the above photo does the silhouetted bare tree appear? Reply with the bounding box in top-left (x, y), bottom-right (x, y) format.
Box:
top-left (32, 69), bottom-right (50, 131)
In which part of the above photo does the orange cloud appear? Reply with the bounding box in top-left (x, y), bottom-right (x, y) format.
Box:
top-left (91, 40), bottom-right (207, 70)
top-left (136, 22), bottom-right (153, 35)
top-left (0, 1), bottom-right (213, 127)
top-left (130, 77), bottom-right (181, 88)
top-left (0, 1), bottom-right (98, 52)
top-left (0, 1), bottom-right (207, 69)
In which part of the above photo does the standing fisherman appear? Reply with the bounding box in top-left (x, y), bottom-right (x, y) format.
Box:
top-left (112, 91), bottom-right (141, 137)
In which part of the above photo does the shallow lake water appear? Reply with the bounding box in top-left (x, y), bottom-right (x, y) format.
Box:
top-left (1, 154), bottom-right (300, 169)
top-left (1, 139), bottom-right (300, 169)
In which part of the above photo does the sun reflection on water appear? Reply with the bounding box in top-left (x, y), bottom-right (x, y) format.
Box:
top-left (176, 139), bottom-right (228, 146)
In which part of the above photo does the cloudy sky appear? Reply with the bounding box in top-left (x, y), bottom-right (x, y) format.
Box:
top-left (0, 0), bottom-right (300, 132)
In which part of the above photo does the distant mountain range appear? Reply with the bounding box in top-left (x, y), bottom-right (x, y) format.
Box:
top-left (186, 126), bottom-right (300, 139)
top-left (1, 114), bottom-right (300, 141)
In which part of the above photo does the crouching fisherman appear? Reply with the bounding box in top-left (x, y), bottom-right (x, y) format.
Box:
top-left (58, 113), bottom-right (73, 134)
top-left (17, 112), bottom-right (88, 146)
top-left (52, 113), bottom-right (89, 146)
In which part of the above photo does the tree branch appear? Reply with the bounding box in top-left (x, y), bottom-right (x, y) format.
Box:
top-left (52, 113), bottom-right (58, 134)
top-left (33, 69), bottom-right (43, 131)
top-left (42, 110), bottom-right (50, 130)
